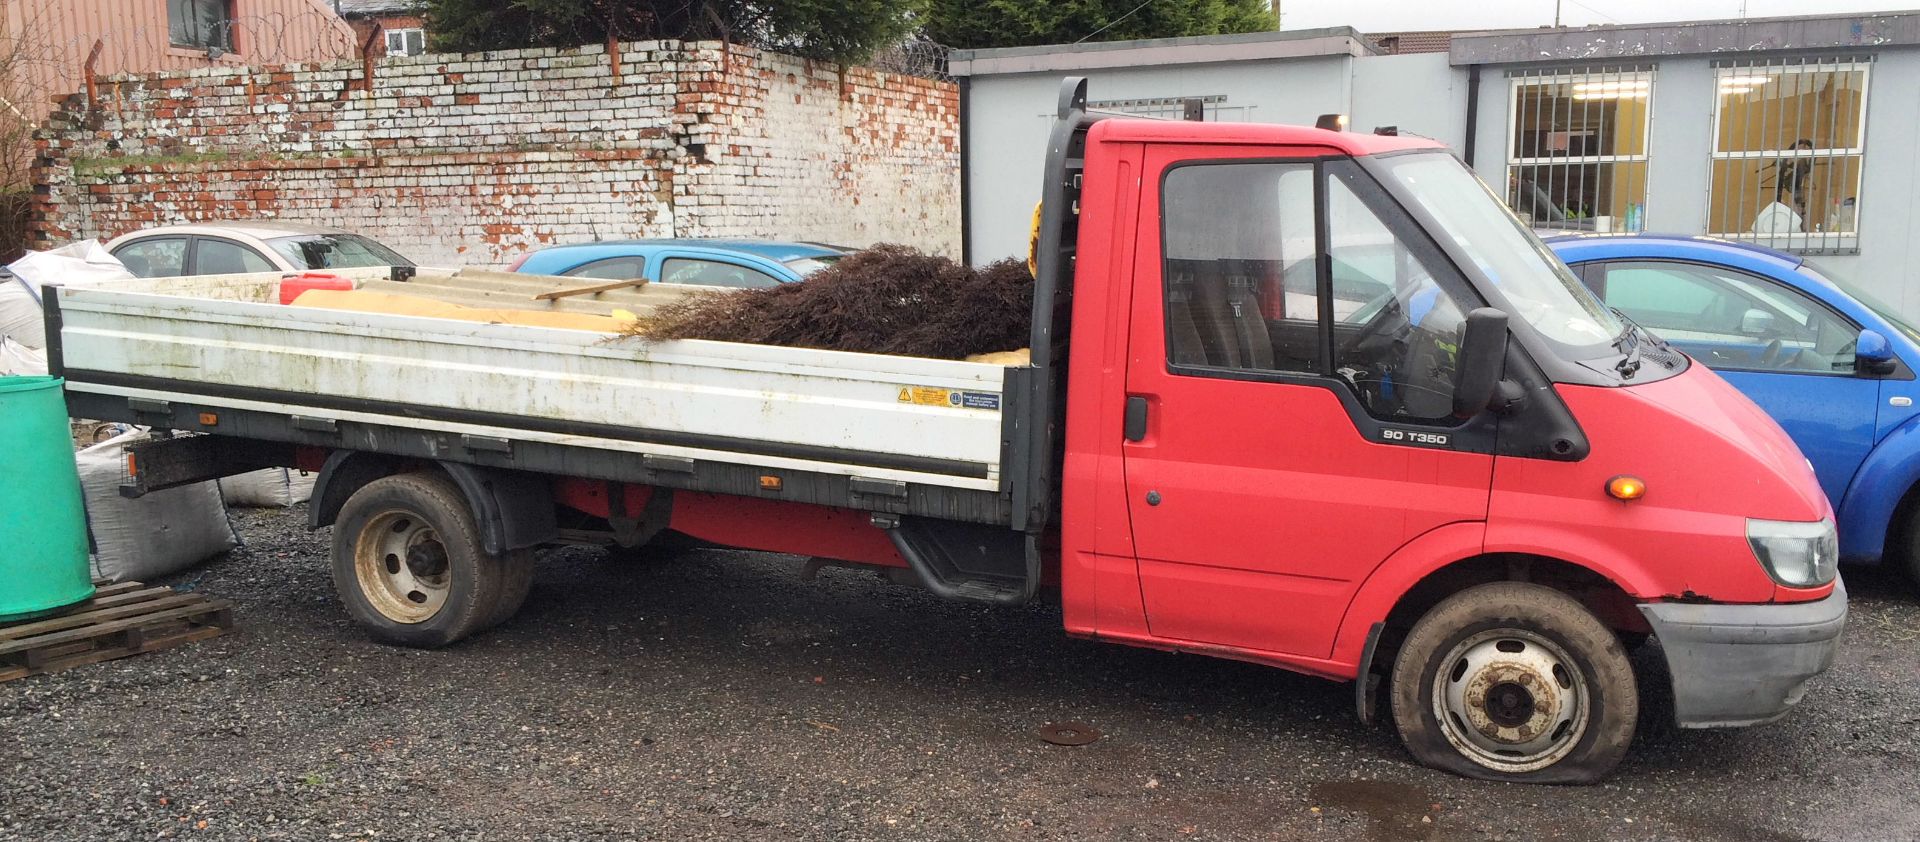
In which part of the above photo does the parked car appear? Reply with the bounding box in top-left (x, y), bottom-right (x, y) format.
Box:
top-left (105, 222), bottom-right (415, 278)
top-left (1548, 232), bottom-right (1920, 580)
top-left (506, 239), bottom-right (847, 288)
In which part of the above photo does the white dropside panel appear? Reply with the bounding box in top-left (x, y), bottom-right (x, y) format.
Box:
top-left (56, 282), bottom-right (1009, 490)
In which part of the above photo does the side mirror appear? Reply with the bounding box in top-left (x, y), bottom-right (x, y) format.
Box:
top-left (1857, 329), bottom-right (1898, 375)
top-left (1453, 307), bottom-right (1510, 419)
top-left (1741, 308), bottom-right (1777, 336)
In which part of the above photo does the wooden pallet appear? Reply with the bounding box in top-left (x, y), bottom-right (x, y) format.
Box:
top-left (0, 579), bottom-right (233, 682)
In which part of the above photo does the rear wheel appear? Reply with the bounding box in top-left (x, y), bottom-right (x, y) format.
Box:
top-left (331, 473), bottom-right (511, 648)
top-left (1389, 582), bottom-right (1638, 784)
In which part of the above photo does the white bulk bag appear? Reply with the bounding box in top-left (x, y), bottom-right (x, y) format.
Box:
top-left (219, 467), bottom-right (316, 508)
top-left (3, 240), bottom-right (137, 350)
top-left (0, 273), bottom-right (43, 349)
top-left (77, 431), bottom-right (238, 582)
top-left (0, 336), bottom-right (46, 376)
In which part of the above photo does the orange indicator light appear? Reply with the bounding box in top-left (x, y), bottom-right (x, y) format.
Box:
top-left (1606, 475), bottom-right (1646, 501)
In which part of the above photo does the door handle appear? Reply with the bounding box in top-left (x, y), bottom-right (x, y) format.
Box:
top-left (1124, 395), bottom-right (1150, 442)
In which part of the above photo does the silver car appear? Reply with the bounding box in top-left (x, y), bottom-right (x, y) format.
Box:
top-left (104, 221), bottom-right (415, 278)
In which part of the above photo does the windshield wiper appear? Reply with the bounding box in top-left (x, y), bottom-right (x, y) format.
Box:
top-left (1610, 308), bottom-right (1643, 379)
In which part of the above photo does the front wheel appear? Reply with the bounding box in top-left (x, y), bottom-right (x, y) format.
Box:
top-left (1389, 582), bottom-right (1638, 784)
top-left (331, 472), bottom-right (524, 648)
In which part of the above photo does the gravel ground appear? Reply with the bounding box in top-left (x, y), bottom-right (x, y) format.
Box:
top-left (4, 505), bottom-right (1918, 842)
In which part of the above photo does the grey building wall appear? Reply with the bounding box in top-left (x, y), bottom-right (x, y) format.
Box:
top-left (1469, 47), bottom-right (1920, 312)
top-left (1843, 48), bottom-right (1920, 314)
top-left (1350, 53), bottom-right (1468, 149)
top-left (960, 54), bottom-right (1357, 264)
top-left (956, 14), bottom-right (1920, 316)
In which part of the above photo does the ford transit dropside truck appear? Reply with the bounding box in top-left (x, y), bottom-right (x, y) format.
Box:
top-left (44, 79), bottom-right (1844, 783)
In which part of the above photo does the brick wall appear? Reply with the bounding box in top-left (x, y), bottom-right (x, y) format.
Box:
top-left (29, 41), bottom-right (960, 266)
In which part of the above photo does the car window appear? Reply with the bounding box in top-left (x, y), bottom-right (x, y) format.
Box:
top-left (782, 255), bottom-right (842, 276)
top-left (111, 238), bottom-right (188, 278)
top-left (660, 257), bottom-right (781, 289)
top-left (193, 238), bottom-right (276, 275)
top-left (1600, 261), bottom-right (1859, 374)
top-left (265, 234), bottom-right (413, 269)
top-left (1603, 266), bottom-right (1726, 330)
top-left (561, 257), bottom-right (648, 281)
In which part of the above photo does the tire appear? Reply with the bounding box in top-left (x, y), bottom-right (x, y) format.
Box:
top-left (1388, 582), bottom-right (1638, 784)
top-left (484, 548), bottom-right (537, 630)
top-left (330, 472), bottom-right (509, 648)
top-left (1898, 506), bottom-right (1920, 590)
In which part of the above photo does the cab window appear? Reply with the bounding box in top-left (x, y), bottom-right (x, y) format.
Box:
top-left (1158, 160), bottom-right (1480, 426)
top-left (1162, 162), bottom-right (1320, 373)
top-left (1324, 167), bottom-right (1474, 423)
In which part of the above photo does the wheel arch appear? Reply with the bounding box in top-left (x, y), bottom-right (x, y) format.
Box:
top-left (310, 451), bottom-right (557, 555)
top-left (1340, 522), bottom-right (1651, 723)
top-left (1837, 414), bottom-right (1920, 565)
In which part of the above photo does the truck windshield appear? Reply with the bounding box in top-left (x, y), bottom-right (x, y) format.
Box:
top-left (1373, 153), bottom-right (1624, 361)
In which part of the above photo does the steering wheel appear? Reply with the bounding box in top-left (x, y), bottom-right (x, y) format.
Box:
top-left (1346, 297), bottom-right (1407, 358)
top-left (1758, 338), bottom-right (1785, 368)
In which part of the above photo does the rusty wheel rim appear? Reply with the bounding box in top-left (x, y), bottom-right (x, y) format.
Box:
top-left (1431, 628), bottom-right (1589, 773)
top-left (353, 510), bottom-right (452, 624)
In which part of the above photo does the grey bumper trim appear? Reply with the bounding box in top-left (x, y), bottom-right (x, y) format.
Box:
top-left (1639, 579), bottom-right (1847, 729)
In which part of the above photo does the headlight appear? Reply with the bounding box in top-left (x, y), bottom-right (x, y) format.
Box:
top-left (1746, 518), bottom-right (1838, 587)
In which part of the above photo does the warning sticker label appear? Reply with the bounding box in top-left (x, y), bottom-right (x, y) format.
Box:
top-left (895, 386), bottom-right (1002, 411)
top-left (898, 386), bottom-right (954, 406)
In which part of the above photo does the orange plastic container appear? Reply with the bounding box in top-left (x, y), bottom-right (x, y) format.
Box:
top-left (279, 272), bottom-right (356, 305)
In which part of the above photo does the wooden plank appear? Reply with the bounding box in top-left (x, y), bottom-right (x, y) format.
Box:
top-left (0, 589), bottom-right (185, 641)
top-left (0, 625), bottom-right (227, 682)
top-left (532, 278), bottom-right (648, 301)
top-left (91, 581), bottom-right (148, 598)
top-left (0, 599), bottom-right (232, 658)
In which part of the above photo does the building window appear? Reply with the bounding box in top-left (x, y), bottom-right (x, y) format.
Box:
top-left (1505, 67), bottom-right (1653, 233)
top-left (1707, 57), bottom-right (1869, 254)
top-left (168, 0), bottom-right (234, 51)
top-left (385, 28), bottom-right (426, 57)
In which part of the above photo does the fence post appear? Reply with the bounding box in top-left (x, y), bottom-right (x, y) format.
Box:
top-left (359, 26), bottom-right (382, 93)
top-left (607, 34), bottom-right (623, 88)
top-left (82, 39), bottom-right (103, 113)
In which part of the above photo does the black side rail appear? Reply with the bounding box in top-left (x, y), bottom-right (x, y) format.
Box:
top-left (1009, 76), bottom-right (1102, 537)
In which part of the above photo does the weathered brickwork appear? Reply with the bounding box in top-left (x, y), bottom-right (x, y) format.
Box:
top-left (29, 41), bottom-right (959, 265)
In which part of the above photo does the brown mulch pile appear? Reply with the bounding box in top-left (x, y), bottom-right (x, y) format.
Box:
top-left (622, 244), bottom-right (1032, 360)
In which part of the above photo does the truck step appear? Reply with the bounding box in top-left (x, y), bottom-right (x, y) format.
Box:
top-left (0, 579), bottom-right (233, 682)
top-left (879, 516), bottom-right (1038, 606)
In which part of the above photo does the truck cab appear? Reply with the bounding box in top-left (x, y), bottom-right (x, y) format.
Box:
top-left (1030, 80), bottom-right (1844, 782)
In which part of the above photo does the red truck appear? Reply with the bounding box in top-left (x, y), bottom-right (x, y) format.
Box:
top-left (49, 79), bottom-right (1844, 783)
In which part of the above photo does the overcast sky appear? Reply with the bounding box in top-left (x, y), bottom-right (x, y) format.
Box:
top-left (1276, 0), bottom-right (1920, 32)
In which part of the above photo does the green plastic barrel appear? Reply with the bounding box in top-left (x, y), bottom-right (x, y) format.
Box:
top-left (0, 376), bottom-right (93, 622)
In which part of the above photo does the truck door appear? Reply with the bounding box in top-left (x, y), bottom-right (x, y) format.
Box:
top-left (1119, 147), bottom-right (1495, 659)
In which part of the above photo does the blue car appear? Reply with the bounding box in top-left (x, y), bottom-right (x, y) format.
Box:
top-left (507, 239), bottom-right (848, 288)
top-left (1547, 233), bottom-right (1920, 579)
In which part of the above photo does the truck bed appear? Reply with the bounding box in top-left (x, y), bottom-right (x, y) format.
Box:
top-left (49, 269), bottom-right (1017, 525)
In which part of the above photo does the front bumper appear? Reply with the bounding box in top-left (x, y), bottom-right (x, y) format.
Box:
top-left (1639, 579), bottom-right (1847, 729)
